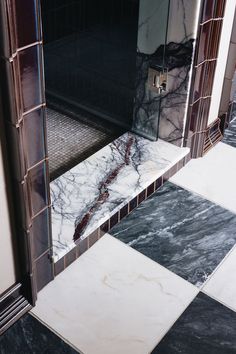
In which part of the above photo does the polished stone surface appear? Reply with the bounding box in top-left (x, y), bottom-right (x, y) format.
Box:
top-left (51, 132), bottom-right (189, 261)
top-left (133, 0), bottom-right (200, 145)
top-left (170, 142), bottom-right (236, 214)
top-left (110, 182), bottom-right (236, 287)
top-left (32, 234), bottom-right (198, 354)
top-left (203, 244), bottom-right (236, 312)
top-left (152, 292), bottom-right (236, 354)
top-left (222, 117), bottom-right (236, 149)
top-left (0, 314), bottom-right (79, 354)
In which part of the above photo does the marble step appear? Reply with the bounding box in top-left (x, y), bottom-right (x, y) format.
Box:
top-left (51, 131), bottom-right (189, 264)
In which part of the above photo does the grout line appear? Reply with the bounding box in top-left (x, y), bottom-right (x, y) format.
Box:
top-left (199, 243), bottom-right (236, 292)
top-left (30, 312), bottom-right (85, 354)
top-left (169, 177), bottom-right (236, 216)
top-left (201, 289), bottom-right (236, 313)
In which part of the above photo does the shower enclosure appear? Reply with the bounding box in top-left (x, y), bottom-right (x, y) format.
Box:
top-left (41, 0), bottom-right (170, 178)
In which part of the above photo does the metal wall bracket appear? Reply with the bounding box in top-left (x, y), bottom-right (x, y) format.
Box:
top-left (147, 67), bottom-right (168, 94)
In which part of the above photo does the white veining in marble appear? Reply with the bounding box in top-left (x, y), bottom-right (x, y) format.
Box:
top-left (51, 132), bottom-right (189, 261)
top-left (32, 234), bottom-right (198, 354)
top-left (170, 142), bottom-right (236, 215)
top-left (203, 245), bottom-right (236, 312)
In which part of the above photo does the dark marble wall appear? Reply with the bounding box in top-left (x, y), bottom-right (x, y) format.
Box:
top-left (133, 0), bottom-right (200, 145)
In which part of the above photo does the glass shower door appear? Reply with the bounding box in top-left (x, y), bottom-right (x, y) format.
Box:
top-left (41, 0), bottom-right (170, 140)
top-left (42, 0), bottom-right (139, 130)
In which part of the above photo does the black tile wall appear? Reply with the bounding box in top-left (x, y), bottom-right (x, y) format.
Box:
top-left (184, 0), bottom-right (227, 158)
top-left (18, 45), bottom-right (44, 112)
top-left (28, 162), bottom-right (49, 217)
top-left (35, 251), bottom-right (53, 292)
top-left (31, 209), bottom-right (50, 259)
top-left (0, 0), bottom-right (53, 299)
top-left (13, 0), bottom-right (41, 48)
top-left (22, 108), bottom-right (46, 168)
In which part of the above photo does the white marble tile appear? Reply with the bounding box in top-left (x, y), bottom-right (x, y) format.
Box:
top-left (203, 245), bottom-right (236, 312)
top-left (32, 234), bottom-right (198, 354)
top-left (51, 132), bottom-right (189, 261)
top-left (170, 142), bottom-right (236, 214)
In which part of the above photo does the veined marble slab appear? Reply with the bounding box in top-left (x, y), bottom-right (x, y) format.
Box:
top-left (110, 182), bottom-right (236, 287)
top-left (32, 234), bottom-right (198, 354)
top-left (51, 132), bottom-right (189, 261)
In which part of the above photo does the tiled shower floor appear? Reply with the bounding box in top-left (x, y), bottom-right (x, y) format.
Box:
top-left (46, 108), bottom-right (119, 180)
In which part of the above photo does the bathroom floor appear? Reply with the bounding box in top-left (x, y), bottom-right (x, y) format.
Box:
top-left (25, 117), bottom-right (236, 354)
top-left (1, 118), bottom-right (236, 353)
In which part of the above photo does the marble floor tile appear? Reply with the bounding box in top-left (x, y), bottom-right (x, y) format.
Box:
top-left (170, 142), bottom-right (236, 214)
top-left (222, 116), bottom-right (236, 148)
top-left (110, 182), bottom-right (236, 287)
top-left (203, 245), bottom-right (236, 311)
top-left (32, 234), bottom-right (198, 354)
top-left (51, 132), bottom-right (189, 261)
top-left (0, 314), bottom-right (79, 354)
top-left (151, 292), bottom-right (236, 354)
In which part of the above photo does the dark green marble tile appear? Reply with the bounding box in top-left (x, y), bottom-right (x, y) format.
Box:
top-left (110, 182), bottom-right (236, 286)
top-left (0, 314), bottom-right (79, 354)
top-left (152, 293), bottom-right (236, 354)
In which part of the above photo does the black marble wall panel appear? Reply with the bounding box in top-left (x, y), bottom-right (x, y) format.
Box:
top-left (133, 0), bottom-right (200, 146)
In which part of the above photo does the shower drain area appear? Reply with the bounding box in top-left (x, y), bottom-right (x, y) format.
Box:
top-left (46, 108), bottom-right (119, 179)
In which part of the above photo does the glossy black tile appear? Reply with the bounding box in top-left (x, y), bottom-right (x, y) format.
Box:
top-left (18, 45), bottom-right (43, 112)
top-left (110, 182), bottom-right (236, 287)
top-left (31, 208), bottom-right (50, 259)
top-left (152, 293), bottom-right (236, 354)
top-left (110, 212), bottom-right (119, 229)
top-left (119, 204), bottom-right (129, 220)
top-left (209, 20), bottom-right (222, 59)
top-left (201, 0), bottom-right (216, 22)
top-left (197, 21), bottom-right (211, 64)
top-left (0, 314), bottom-right (78, 353)
top-left (54, 257), bottom-right (65, 277)
top-left (214, 0), bottom-right (226, 18)
top-left (65, 247), bottom-right (77, 267)
top-left (35, 251), bottom-right (53, 292)
top-left (28, 161), bottom-right (49, 216)
top-left (22, 108), bottom-right (46, 168)
top-left (13, 0), bottom-right (41, 48)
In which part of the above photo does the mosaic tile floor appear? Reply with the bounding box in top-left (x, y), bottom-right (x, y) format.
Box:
top-left (46, 108), bottom-right (119, 180)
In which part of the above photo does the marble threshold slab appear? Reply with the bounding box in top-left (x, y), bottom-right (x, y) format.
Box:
top-left (51, 132), bottom-right (189, 262)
